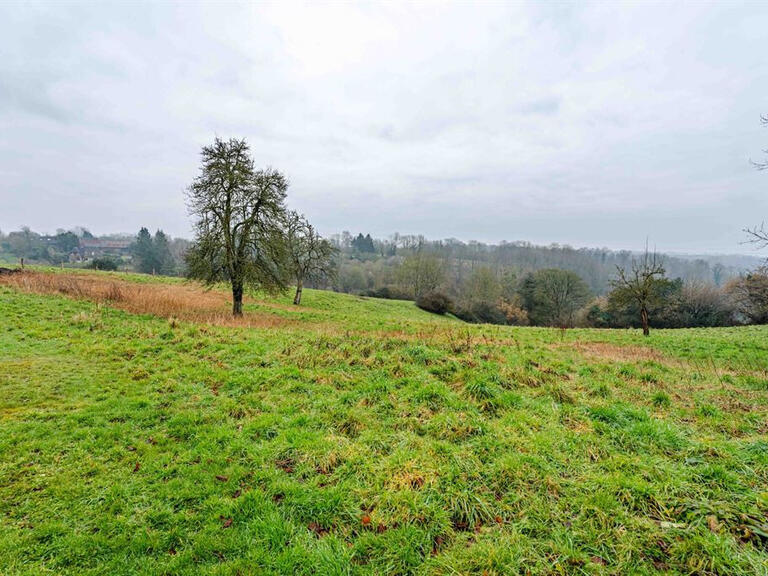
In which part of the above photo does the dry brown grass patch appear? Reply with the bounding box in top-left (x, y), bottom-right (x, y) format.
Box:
top-left (563, 341), bottom-right (669, 363)
top-left (0, 271), bottom-right (290, 329)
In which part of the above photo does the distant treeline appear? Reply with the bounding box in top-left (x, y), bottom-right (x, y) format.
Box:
top-left (2, 226), bottom-right (766, 329)
top-left (327, 232), bottom-right (755, 295)
top-left (0, 226), bottom-right (190, 275)
top-left (323, 233), bottom-right (768, 329)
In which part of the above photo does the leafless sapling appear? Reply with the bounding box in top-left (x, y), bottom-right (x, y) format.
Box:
top-left (611, 247), bottom-right (666, 336)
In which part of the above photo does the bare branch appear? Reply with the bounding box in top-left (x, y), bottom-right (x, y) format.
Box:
top-left (744, 222), bottom-right (768, 250)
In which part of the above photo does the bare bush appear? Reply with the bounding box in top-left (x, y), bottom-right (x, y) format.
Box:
top-left (726, 267), bottom-right (768, 324)
top-left (499, 299), bottom-right (529, 326)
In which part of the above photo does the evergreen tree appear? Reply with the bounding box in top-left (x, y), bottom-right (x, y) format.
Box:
top-left (351, 233), bottom-right (376, 253)
top-left (153, 230), bottom-right (175, 275)
top-left (518, 272), bottom-right (537, 314)
top-left (133, 227), bottom-right (156, 274)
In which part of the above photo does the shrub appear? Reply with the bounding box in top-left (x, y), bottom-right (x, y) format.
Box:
top-left (453, 301), bottom-right (507, 324)
top-left (416, 291), bottom-right (453, 315)
top-left (88, 258), bottom-right (119, 271)
top-left (584, 300), bottom-right (611, 328)
top-left (499, 299), bottom-right (529, 325)
top-left (365, 285), bottom-right (412, 300)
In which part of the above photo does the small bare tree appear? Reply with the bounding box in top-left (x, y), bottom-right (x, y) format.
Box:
top-left (610, 247), bottom-right (666, 336)
top-left (397, 245), bottom-right (444, 299)
top-left (285, 211), bottom-right (336, 305)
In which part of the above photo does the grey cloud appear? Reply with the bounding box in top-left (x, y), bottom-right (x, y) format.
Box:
top-left (0, 75), bottom-right (71, 122)
top-left (0, 1), bottom-right (767, 255)
top-left (519, 98), bottom-right (560, 116)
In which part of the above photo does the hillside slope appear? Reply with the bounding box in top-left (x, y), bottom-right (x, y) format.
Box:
top-left (1, 272), bottom-right (767, 575)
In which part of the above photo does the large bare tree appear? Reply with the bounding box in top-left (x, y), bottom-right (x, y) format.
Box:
top-left (610, 247), bottom-right (666, 336)
top-left (285, 211), bottom-right (336, 305)
top-left (398, 251), bottom-right (444, 298)
top-left (185, 137), bottom-right (289, 316)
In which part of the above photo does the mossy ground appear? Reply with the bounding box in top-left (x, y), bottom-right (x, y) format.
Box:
top-left (1, 273), bottom-right (767, 575)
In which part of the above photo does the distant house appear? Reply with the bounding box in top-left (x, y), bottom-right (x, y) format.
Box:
top-left (78, 237), bottom-right (133, 260)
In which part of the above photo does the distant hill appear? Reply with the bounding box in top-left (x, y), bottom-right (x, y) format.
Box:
top-left (666, 252), bottom-right (765, 270)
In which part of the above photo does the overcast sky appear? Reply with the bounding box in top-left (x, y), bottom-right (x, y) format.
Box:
top-left (1, 1), bottom-right (767, 254)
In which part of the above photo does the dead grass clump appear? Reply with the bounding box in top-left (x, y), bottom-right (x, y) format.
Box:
top-left (0, 271), bottom-right (289, 329)
top-left (385, 462), bottom-right (433, 491)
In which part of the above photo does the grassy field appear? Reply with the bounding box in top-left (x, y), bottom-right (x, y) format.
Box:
top-left (1, 270), bottom-right (767, 575)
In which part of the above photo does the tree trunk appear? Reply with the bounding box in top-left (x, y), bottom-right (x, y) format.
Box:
top-left (293, 279), bottom-right (303, 305)
top-left (232, 280), bottom-right (244, 317)
top-left (641, 306), bottom-right (650, 336)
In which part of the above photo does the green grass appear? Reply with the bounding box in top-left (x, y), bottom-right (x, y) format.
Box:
top-left (1, 274), bottom-right (767, 575)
